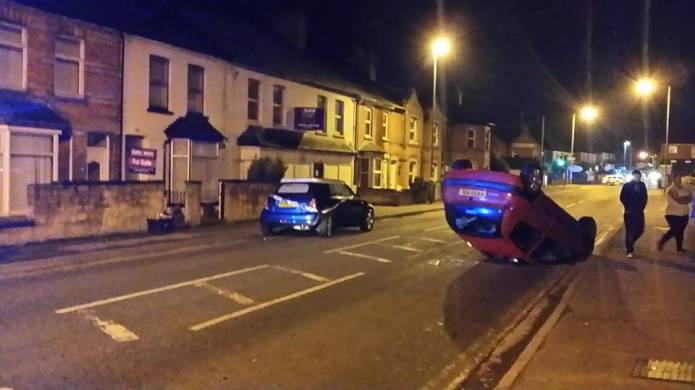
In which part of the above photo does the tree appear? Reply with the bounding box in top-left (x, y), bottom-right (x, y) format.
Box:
top-left (247, 157), bottom-right (287, 182)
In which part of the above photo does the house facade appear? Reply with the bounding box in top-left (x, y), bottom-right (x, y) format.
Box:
top-left (423, 102), bottom-right (447, 181)
top-left (446, 123), bottom-right (491, 170)
top-left (0, 0), bottom-right (122, 216)
top-left (509, 123), bottom-right (540, 158)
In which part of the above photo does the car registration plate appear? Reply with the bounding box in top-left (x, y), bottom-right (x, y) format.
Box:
top-left (458, 188), bottom-right (486, 198)
top-left (278, 201), bottom-right (296, 208)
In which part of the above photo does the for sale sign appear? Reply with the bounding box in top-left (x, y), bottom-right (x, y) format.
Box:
top-left (294, 107), bottom-right (325, 131)
top-left (128, 147), bottom-right (157, 175)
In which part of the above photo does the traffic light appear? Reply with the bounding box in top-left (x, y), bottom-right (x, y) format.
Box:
top-left (554, 155), bottom-right (567, 168)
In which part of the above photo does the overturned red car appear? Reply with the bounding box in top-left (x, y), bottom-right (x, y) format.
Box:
top-left (441, 160), bottom-right (596, 264)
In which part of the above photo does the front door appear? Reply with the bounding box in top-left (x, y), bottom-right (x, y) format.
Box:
top-left (358, 158), bottom-right (370, 188)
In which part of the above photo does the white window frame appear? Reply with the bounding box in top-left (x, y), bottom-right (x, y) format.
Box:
top-left (408, 117), bottom-right (418, 145)
top-left (187, 64), bottom-right (205, 114)
top-left (408, 159), bottom-right (418, 185)
top-left (0, 22), bottom-right (28, 91)
top-left (467, 128), bottom-right (476, 148)
top-left (432, 122), bottom-right (440, 146)
top-left (148, 55), bottom-right (170, 110)
top-left (372, 157), bottom-right (383, 188)
top-left (272, 84), bottom-right (285, 126)
top-left (364, 107), bottom-right (373, 139)
top-left (54, 36), bottom-right (85, 98)
top-left (382, 112), bottom-right (389, 141)
top-left (334, 100), bottom-right (345, 136)
top-left (316, 95), bottom-right (327, 135)
top-left (247, 78), bottom-right (261, 122)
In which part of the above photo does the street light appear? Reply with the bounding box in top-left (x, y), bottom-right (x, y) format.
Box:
top-left (633, 77), bottom-right (672, 166)
top-left (568, 104), bottom-right (599, 184)
top-left (624, 140), bottom-right (632, 170)
top-left (430, 35), bottom-right (451, 181)
top-left (638, 150), bottom-right (649, 160)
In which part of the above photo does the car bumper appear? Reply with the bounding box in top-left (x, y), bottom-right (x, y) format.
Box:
top-left (260, 210), bottom-right (320, 229)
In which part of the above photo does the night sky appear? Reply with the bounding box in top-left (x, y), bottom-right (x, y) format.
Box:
top-left (22, 0), bottom-right (695, 154)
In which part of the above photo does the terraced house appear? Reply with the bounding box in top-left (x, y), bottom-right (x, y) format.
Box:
top-left (0, 0), bottom-right (122, 216)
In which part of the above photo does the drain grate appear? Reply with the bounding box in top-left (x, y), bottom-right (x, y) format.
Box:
top-left (632, 359), bottom-right (695, 384)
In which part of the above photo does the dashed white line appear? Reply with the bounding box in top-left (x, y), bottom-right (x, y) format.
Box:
top-left (418, 237), bottom-right (447, 244)
top-left (425, 225), bottom-right (449, 232)
top-left (334, 251), bottom-right (392, 263)
top-left (389, 244), bottom-right (422, 253)
top-left (189, 272), bottom-right (365, 331)
top-left (78, 309), bottom-right (139, 343)
top-left (272, 265), bottom-right (331, 283)
top-left (55, 264), bottom-right (269, 314)
top-left (193, 281), bottom-right (255, 305)
top-left (324, 235), bottom-right (400, 254)
top-left (565, 202), bottom-right (577, 208)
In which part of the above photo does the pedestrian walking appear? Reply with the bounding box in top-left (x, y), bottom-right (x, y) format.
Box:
top-left (620, 169), bottom-right (648, 258)
top-left (658, 173), bottom-right (692, 252)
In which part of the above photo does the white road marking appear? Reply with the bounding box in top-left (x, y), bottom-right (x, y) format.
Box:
top-left (418, 237), bottom-right (447, 244)
top-left (389, 244), bottom-right (422, 253)
top-left (78, 309), bottom-right (139, 343)
top-left (193, 281), bottom-right (255, 305)
top-left (189, 272), bottom-right (365, 331)
top-left (324, 235), bottom-right (399, 254)
top-left (271, 265), bottom-right (331, 283)
top-left (565, 202), bottom-right (577, 208)
top-left (425, 225), bottom-right (449, 232)
top-left (55, 265), bottom-right (268, 314)
top-left (334, 251), bottom-right (392, 263)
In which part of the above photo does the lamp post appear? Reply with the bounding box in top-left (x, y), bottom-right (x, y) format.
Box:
top-left (568, 104), bottom-right (599, 184)
top-left (623, 140), bottom-right (631, 169)
top-left (633, 77), bottom-right (671, 165)
top-left (430, 36), bottom-right (451, 181)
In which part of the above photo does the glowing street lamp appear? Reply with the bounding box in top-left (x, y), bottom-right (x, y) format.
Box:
top-left (579, 105), bottom-right (599, 123)
top-left (638, 150), bottom-right (649, 160)
top-left (429, 35), bottom-right (451, 180)
top-left (634, 77), bottom-right (657, 98)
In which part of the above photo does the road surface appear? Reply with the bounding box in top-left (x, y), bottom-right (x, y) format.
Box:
top-left (0, 185), bottom-right (623, 389)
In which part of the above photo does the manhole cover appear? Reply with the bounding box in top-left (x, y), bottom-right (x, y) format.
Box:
top-left (632, 359), bottom-right (695, 384)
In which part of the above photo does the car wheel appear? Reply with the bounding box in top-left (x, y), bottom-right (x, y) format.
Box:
top-left (317, 214), bottom-right (334, 238)
top-left (360, 208), bottom-right (375, 232)
top-left (578, 216), bottom-right (597, 255)
top-left (520, 162), bottom-right (543, 199)
top-left (260, 222), bottom-right (274, 237)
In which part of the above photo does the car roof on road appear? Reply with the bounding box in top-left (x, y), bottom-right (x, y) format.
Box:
top-left (280, 178), bottom-right (345, 185)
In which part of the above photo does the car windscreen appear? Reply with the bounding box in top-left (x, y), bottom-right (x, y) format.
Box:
top-left (276, 183), bottom-right (310, 194)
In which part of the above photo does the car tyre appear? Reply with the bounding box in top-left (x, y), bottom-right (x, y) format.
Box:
top-left (520, 162), bottom-right (543, 199)
top-left (578, 216), bottom-right (597, 255)
top-left (260, 222), bottom-right (275, 237)
top-left (317, 214), bottom-right (334, 238)
top-left (360, 208), bottom-right (375, 232)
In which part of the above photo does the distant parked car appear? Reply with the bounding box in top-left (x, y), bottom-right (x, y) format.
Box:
top-left (260, 178), bottom-right (374, 238)
top-left (602, 174), bottom-right (625, 185)
top-left (441, 159), bottom-right (596, 264)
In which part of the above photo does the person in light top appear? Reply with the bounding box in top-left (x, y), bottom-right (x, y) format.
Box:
top-left (658, 173), bottom-right (692, 253)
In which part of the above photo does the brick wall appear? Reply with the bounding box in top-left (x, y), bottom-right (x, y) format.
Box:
top-left (0, 0), bottom-right (123, 180)
top-left (0, 182), bottom-right (165, 246)
top-left (220, 180), bottom-right (276, 223)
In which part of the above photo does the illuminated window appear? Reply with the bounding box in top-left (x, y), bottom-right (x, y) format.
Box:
top-left (467, 128), bottom-right (476, 148)
top-left (335, 100), bottom-right (344, 135)
top-left (272, 85), bottom-right (284, 125)
top-left (0, 22), bottom-right (25, 90)
top-left (373, 157), bottom-right (382, 188)
top-left (433, 122), bottom-right (440, 146)
top-left (382, 112), bottom-right (389, 141)
top-left (408, 159), bottom-right (418, 184)
top-left (364, 107), bottom-right (373, 138)
top-left (247, 78), bottom-right (260, 121)
top-left (316, 95), bottom-right (327, 134)
top-left (409, 117), bottom-right (417, 144)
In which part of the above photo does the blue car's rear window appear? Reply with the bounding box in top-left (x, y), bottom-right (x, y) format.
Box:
top-left (277, 183), bottom-right (310, 194)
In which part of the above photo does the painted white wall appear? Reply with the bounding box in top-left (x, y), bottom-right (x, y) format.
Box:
top-left (122, 34), bottom-right (228, 181)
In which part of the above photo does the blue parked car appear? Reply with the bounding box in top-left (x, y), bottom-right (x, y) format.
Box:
top-left (260, 178), bottom-right (375, 238)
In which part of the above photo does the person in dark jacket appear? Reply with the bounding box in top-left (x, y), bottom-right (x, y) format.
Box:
top-left (620, 169), bottom-right (648, 257)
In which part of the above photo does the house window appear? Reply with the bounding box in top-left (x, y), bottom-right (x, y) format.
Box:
top-left (0, 22), bottom-right (25, 90)
top-left (313, 162), bottom-right (324, 178)
top-left (433, 123), bottom-right (440, 146)
top-left (187, 64), bottom-right (204, 113)
top-left (467, 129), bottom-right (476, 148)
top-left (382, 112), bottom-right (389, 141)
top-left (273, 85), bottom-right (285, 126)
top-left (364, 107), bottom-right (373, 138)
top-left (54, 37), bottom-right (83, 97)
top-left (409, 117), bottom-right (418, 144)
top-left (335, 100), bottom-right (345, 136)
top-left (149, 55), bottom-right (169, 110)
top-left (358, 158), bottom-right (370, 188)
top-left (316, 95), bottom-right (327, 134)
top-left (408, 160), bottom-right (418, 185)
top-left (247, 78), bottom-right (260, 121)
top-left (373, 157), bottom-right (382, 188)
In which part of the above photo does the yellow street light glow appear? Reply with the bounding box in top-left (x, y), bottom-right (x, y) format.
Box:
top-left (634, 77), bottom-right (657, 97)
top-left (431, 36), bottom-right (452, 58)
top-left (638, 151), bottom-right (649, 160)
top-left (579, 104), bottom-right (599, 123)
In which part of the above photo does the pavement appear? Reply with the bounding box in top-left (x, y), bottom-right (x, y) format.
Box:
top-left (0, 185), bottom-right (640, 389)
top-left (499, 191), bottom-right (695, 389)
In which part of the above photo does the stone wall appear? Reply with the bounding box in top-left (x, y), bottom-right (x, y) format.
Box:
top-left (357, 188), bottom-right (414, 206)
top-left (0, 182), bottom-right (165, 246)
top-left (220, 180), bottom-right (276, 223)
